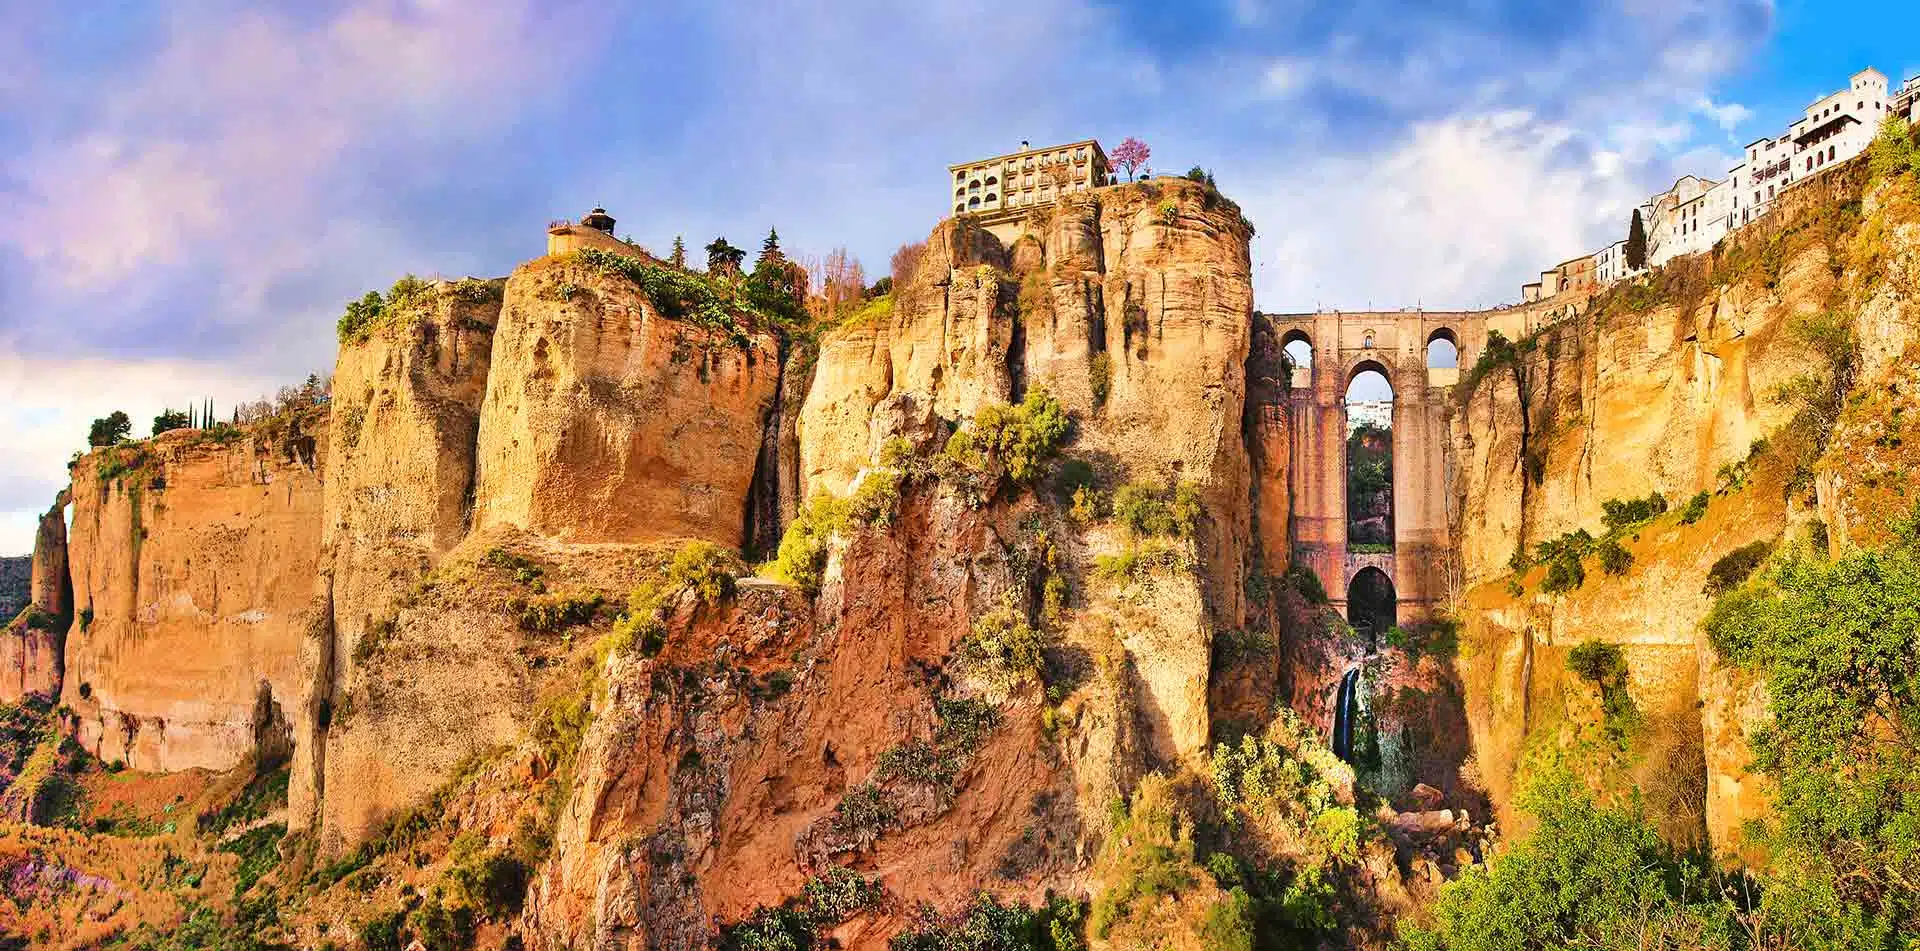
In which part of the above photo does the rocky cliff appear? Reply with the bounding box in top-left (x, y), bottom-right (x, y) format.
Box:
top-left (1446, 160), bottom-right (1918, 853)
top-left (61, 420), bottom-right (326, 774)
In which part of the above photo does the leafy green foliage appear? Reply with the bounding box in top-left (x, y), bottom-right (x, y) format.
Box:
top-left (1596, 538), bottom-right (1633, 576)
top-left (664, 540), bottom-right (738, 605)
top-left (575, 247), bottom-right (792, 347)
top-left (514, 592), bottom-right (603, 633)
top-left (1869, 115), bottom-right (1918, 184)
top-left (198, 765), bottom-right (291, 837)
top-left (876, 697), bottom-right (1001, 791)
top-left (960, 600), bottom-right (1047, 690)
top-left (1678, 491), bottom-right (1711, 525)
top-left (764, 494), bottom-right (851, 596)
top-left (941, 387), bottom-right (1072, 497)
top-left (220, 823), bottom-right (286, 898)
top-left (722, 867), bottom-right (887, 951)
top-left (1401, 771), bottom-right (1737, 951)
top-left (1600, 491), bottom-right (1666, 532)
top-left (891, 892), bottom-right (1085, 951)
top-left (1283, 563), bottom-right (1329, 604)
top-left (336, 275), bottom-right (436, 344)
top-left (1703, 540), bottom-right (1771, 597)
top-left (88, 410), bottom-right (132, 447)
top-left (830, 783), bottom-right (897, 839)
top-left (1565, 641), bottom-right (1637, 737)
top-left (1113, 481), bottom-right (1202, 539)
top-left (152, 409), bottom-right (190, 436)
top-left (1088, 353), bottom-right (1113, 407)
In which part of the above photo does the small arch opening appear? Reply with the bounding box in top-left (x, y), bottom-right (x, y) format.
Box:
top-left (1346, 364), bottom-right (1393, 552)
top-left (1347, 566), bottom-right (1397, 650)
top-left (1426, 329), bottom-right (1460, 386)
top-left (1281, 330), bottom-right (1313, 389)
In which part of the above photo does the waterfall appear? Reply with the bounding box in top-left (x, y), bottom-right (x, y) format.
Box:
top-left (1332, 666), bottom-right (1362, 762)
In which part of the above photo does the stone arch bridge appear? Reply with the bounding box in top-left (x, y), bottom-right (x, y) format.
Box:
top-left (1253, 306), bottom-right (1564, 626)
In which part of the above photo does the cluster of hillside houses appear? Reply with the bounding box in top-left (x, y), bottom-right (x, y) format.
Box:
top-left (1524, 67), bottom-right (1920, 302)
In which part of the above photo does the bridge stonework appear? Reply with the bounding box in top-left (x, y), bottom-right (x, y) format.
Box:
top-left (1256, 309), bottom-right (1510, 624)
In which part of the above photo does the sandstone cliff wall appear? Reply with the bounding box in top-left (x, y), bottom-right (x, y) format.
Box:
top-left (1446, 163), bottom-right (1891, 853)
top-left (473, 256), bottom-right (781, 547)
top-left (60, 423), bottom-right (326, 773)
top-left (301, 285), bottom-right (501, 841)
top-left (797, 180), bottom-right (1254, 765)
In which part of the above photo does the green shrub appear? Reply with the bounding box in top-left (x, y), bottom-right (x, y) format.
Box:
top-left (1283, 563), bottom-right (1329, 604)
top-left (1566, 640), bottom-right (1636, 735)
top-left (1698, 522), bottom-right (1920, 945)
top-left (479, 547), bottom-right (545, 588)
top-left (1088, 353), bottom-right (1113, 407)
top-left (764, 494), bottom-right (851, 595)
top-left (1678, 491), bottom-right (1710, 525)
top-left (515, 592), bottom-right (603, 633)
top-left (447, 841), bottom-right (530, 920)
top-left (1704, 540), bottom-right (1771, 596)
top-left (830, 784), bottom-right (897, 838)
top-left (891, 892), bottom-right (1081, 951)
top-left (1112, 481), bottom-right (1202, 539)
top-left (575, 248), bottom-right (777, 346)
top-left (1401, 771), bottom-right (1735, 950)
top-left (1092, 541), bottom-right (1182, 583)
top-left (664, 540), bottom-right (737, 606)
top-left (848, 469), bottom-right (904, 528)
top-left (1600, 491), bottom-right (1667, 532)
top-left (942, 387), bottom-right (1072, 491)
top-left (1597, 538), bottom-right (1632, 576)
top-left (960, 602), bottom-right (1046, 688)
top-left (219, 823), bottom-right (286, 898)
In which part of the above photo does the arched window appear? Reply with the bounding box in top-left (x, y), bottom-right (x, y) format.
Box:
top-left (985, 193), bottom-right (998, 203)
top-left (968, 196), bottom-right (981, 208)
top-left (955, 203), bottom-right (965, 213)
top-left (985, 176), bottom-right (998, 187)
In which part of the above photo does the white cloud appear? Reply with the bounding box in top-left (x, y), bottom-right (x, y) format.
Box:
top-left (1, 1), bottom-right (602, 336)
top-left (1261, 59), bottom-right (1307, 98)
top-left (1695, 96), bottom-right (1754, 135)
top-left (1243, 110), bottom-right (1647, 311)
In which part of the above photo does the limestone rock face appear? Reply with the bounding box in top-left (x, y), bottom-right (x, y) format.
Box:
top-left (0, 497), bottom-right (70, 703)
top-left (526, 495), bottom-right (1094, 950)
top-left (302, 285), bottom-right (500, 840)
top-left (473, 256), bottom-right (781, 547)
top-left (1446, 167), bottom-right (1886, 853)
top-left (797, 180), bottom-right (1254, 765)
top-left (59, 425), bottom-right (326, 773)
top-left (797, 217), bottom-right (1015, 501)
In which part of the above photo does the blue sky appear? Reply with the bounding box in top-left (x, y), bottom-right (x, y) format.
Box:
top-left (0, 0), bottom-right (1913, 553)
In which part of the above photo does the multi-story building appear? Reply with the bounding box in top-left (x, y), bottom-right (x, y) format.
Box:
top-left (1647, 174), bottom-right (1720, 267)
top-left (1894, 73), bottom-right (1920, 123)
top-left (1525, 66), bottom-right (1903, 305)
top-left (948, 139), bottom-right (1111, 244)
top-left (1592, 239), bottom-right (1633, 287)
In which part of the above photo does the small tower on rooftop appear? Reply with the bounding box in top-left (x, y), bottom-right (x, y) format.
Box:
top-left (581, 207), bottom-right (616, 234)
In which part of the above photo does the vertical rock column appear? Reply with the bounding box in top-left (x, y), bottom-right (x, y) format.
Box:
top-left (0, 494), bottom-right (71, 703)
top-left (302, 284), bottom-right (500, 841)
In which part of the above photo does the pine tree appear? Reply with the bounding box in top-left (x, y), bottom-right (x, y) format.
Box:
top-left (669, 235), bottom-right (687, 269)
top-left (757, 227), bottom-right (783, 270)
top-left (1625, 208), bottom-right (1647, 272)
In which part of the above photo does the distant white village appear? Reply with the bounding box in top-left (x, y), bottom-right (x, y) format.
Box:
top-left (1523, 67), bottom-right (1920, 303)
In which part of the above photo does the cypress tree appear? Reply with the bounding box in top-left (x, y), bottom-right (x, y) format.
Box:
top-left (668, 236), bottom-right (687, 269)
top-left (1625, 208), bottom-right (1648, 271)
